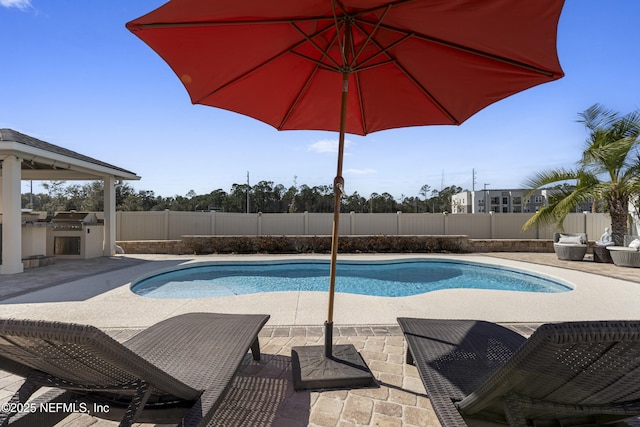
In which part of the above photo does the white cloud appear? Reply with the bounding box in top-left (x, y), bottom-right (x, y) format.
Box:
top-left (345, 168), bottom-right (376, 175)
top-left (308, 139), bottom-right (352, 154)
top-left (0, 0), bottom-right (31, 9)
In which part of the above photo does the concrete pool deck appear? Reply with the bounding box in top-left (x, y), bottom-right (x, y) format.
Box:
top-left (1, 253), bottom-right (639, 328)
top-left (1, 253), bottom-right (639, 426)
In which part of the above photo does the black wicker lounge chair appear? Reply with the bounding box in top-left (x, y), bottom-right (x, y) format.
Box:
top-left (0, 312), bottom-right (269, 426)
top-left (398, 318), bottom-right (640, 427)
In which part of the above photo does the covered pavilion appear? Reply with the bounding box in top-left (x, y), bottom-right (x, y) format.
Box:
top-left (0, 129), bottom-right (140, 274)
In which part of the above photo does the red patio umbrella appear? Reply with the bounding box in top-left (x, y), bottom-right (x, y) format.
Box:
top-left (127, 0), bottom-right (565, 389)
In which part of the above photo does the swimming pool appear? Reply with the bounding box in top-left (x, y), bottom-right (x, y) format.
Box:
top-left (131, 259), bottom-right (572, 299)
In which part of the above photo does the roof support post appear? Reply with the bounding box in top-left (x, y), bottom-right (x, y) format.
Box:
top-left (1, 155), bottom-right (24, 274)
top-left (103, 176), bottom-right (117, 256)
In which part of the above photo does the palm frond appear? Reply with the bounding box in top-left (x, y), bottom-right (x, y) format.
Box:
top-left (522, 205), bottom-right (562, 231)
top-left (522, 168), bottom-right (579, 190)
top-left (577, 104), bottom-right (620, 133)
top-left (580, 107), bottom-right (640, 178)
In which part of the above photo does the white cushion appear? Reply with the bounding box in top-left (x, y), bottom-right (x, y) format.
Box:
top-left (558, 234), bottom-right (583, 245)
top-left (608, 245), bottom-right (640, 252)
top-left (629, 239), bottom-right (640, 249)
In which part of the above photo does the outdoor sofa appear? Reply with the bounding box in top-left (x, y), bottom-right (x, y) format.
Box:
top-left (397, 317), bottom-right (640, 427)
top-left (553, 232), bottom-right (588, 261)
top-left (0, 312), bottom-right (270, 426)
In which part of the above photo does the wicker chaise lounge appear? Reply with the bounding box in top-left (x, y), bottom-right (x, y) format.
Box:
top-left (398, 318), bottom-right (640, 427)
top-left (0, 312), bottom-right (269, 426)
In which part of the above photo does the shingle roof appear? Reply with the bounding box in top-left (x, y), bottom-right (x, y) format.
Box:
top-left (0, 128), bottom-right (137, 177)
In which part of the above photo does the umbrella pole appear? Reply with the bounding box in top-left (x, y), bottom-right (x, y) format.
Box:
top-left (325, 69), bottom-right (349, 357)
top-left (292, 65), bottom-right (373, 389)
top-left (290, 17), bottom-right (372, 391)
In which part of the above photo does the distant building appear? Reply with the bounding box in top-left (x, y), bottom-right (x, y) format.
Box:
top-left (451, 189), bottom-right (550, 214)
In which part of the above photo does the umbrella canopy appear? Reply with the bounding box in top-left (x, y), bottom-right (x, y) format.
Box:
top-left (127, 0), bottom-right (564, 135)
top-left (127, 0), bottom-right (564, 386)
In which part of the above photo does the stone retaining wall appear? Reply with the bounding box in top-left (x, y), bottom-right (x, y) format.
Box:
top-left (117, 240), bottom-right (189, 255)
top-left (116, 235), bottom-right (556, 255)
top-left (468, 239), bottom-right (554, 253)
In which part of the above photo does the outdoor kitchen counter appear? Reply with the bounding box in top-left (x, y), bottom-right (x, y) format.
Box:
top-left (21, 222), bottom-right (50, 259)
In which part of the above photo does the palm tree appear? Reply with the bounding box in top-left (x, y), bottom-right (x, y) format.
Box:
top-left (522, 104), bottom-right (640, 245)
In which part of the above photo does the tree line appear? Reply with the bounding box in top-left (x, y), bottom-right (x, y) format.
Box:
top-left (21, 180), bottom-right (463, 216)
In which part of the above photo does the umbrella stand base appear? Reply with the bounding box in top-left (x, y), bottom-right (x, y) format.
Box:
top-left (291, 344), bottom-right (376, 391)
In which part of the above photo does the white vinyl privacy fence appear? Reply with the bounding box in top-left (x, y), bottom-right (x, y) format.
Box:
top-left (115, 211), bottom-right (611, 241)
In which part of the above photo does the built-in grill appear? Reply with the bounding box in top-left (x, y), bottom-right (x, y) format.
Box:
top-left (50, 212), bottom-right (98, 230)
top-left (47, 212), bottom-right (103, 258)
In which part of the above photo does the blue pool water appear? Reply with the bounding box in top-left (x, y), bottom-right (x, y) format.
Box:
top-left (131, 260), bottom-right (572, 299)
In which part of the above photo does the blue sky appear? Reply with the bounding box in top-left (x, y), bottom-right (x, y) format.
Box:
top-left (2, 1), bottom-right (639, 199)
